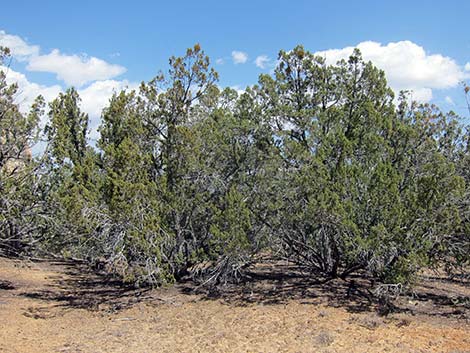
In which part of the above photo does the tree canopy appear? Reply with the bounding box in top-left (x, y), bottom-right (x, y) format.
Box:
top-left (1, 44), bottom-right (469, 293)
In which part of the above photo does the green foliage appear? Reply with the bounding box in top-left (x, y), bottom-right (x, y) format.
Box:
top-left (46, 88), bottom-right (88, 165)
top-left (3, 44), bottom-right (469, 291)
top-left (41, 88), bottom-right (101, 261)
top-left (0, 47), bottom-right (45, 255)
top-left (256, 47), bottom-right (466, 284)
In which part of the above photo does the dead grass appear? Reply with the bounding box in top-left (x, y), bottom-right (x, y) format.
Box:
top-left (0, 257), bottom-right (469, 353)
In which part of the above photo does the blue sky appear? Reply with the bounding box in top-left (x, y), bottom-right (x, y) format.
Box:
top-left (1, 0), bottom-right (469, 135)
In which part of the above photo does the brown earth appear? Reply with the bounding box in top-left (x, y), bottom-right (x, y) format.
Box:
top-left (0, 257), bottom-right (469, 353)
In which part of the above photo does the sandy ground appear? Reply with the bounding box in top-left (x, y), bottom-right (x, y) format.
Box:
top-left (0, 257), bottom-right (469, 353)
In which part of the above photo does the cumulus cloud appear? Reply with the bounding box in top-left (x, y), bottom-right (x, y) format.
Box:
top-left (78, 79), bottom-right (139, 140)
top-left (232, 50), bottom-right (248, 64)
top-left (315, 40), bottom-right (469, 102)
top-left (0, 30), bottom-right (139, 148)
top-left (0, 30), bottom-right (39, 61)
top-left (1, 65), bottom-right (135, 120)
top-left (0, 65), bottom-right (62, 113)
top-left (0, 30), bottom-right (127, 87)
top-left (1, 64), bottom-right (61, 156)
top-left (27, 49), bottom-right (126, 87)
top-left (1, 64), bottom-right (138, 144)
top-left (255, 55), bottom-right (270, 69)
top-left (229, 85), bottom-right (247, 96)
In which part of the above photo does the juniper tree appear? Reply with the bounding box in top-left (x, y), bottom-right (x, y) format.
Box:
top-left (260, 46), bottom-right (464, 284)
top-left (3, 42), bottom-right (466, 290)
top-left (0, 46), bottom-right (45, 255)
top-left (140, 44), bottom-right (220, 280)
top-left (97, 89), bottom-right (172, 284)
top-left (187, 86), bottom-right (281, 284)
top-left (44, 88), bottom-right (102, 257)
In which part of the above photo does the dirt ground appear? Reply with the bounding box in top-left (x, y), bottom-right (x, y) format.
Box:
top-left (0, 257), bottom-right (469, 353)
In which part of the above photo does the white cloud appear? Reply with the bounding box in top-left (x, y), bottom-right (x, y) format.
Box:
top-left (0, 65), bottom-right (62, 113)
top-left (316, 40), bottom-right (469, 102)
top-left (406, 88), bottom-right (433, 103)
top-left (1, 64), bottom-right (138, 143)
top-left (1, 65), bottom-right (61, 156)
top-left (255, 55), bottom-right (270, 69)
top-left (465, 62), bottom-right (470, 72)
top-left (78, 79), bottom-right (139, 118)
top-left (0, 30), bottom-right (39, 61)
top-left (0, 30), bottom-right (138, 147)
top-left (232, 50), bottom-right (248, 64)
top-left (445, 96), bottom-right (455, 105)
top-left (0, 30), bottom-right (127, 87)
top-left (27, 49), bottom-right (126, 87)
top-left (215, 58), bottom-right (224, 65)
top-left (2, 65), bottom-right (134, 122)
top-left (78, 79), bottom-right (139, 140)
top-left (230, 85), bottom-right (247, 96)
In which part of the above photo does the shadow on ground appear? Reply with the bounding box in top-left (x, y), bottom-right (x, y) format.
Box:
top-left (183, 261), bottom-right (376, 314)
top-left (13, 258), bottom-right (470, 320)
top-left (0, 279), bottom-right (15, 290)
top-left (18, 259), bottom-right (152, 312)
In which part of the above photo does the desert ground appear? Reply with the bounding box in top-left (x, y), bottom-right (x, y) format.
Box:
top-left (0, 257), bottom-right (469, 353)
